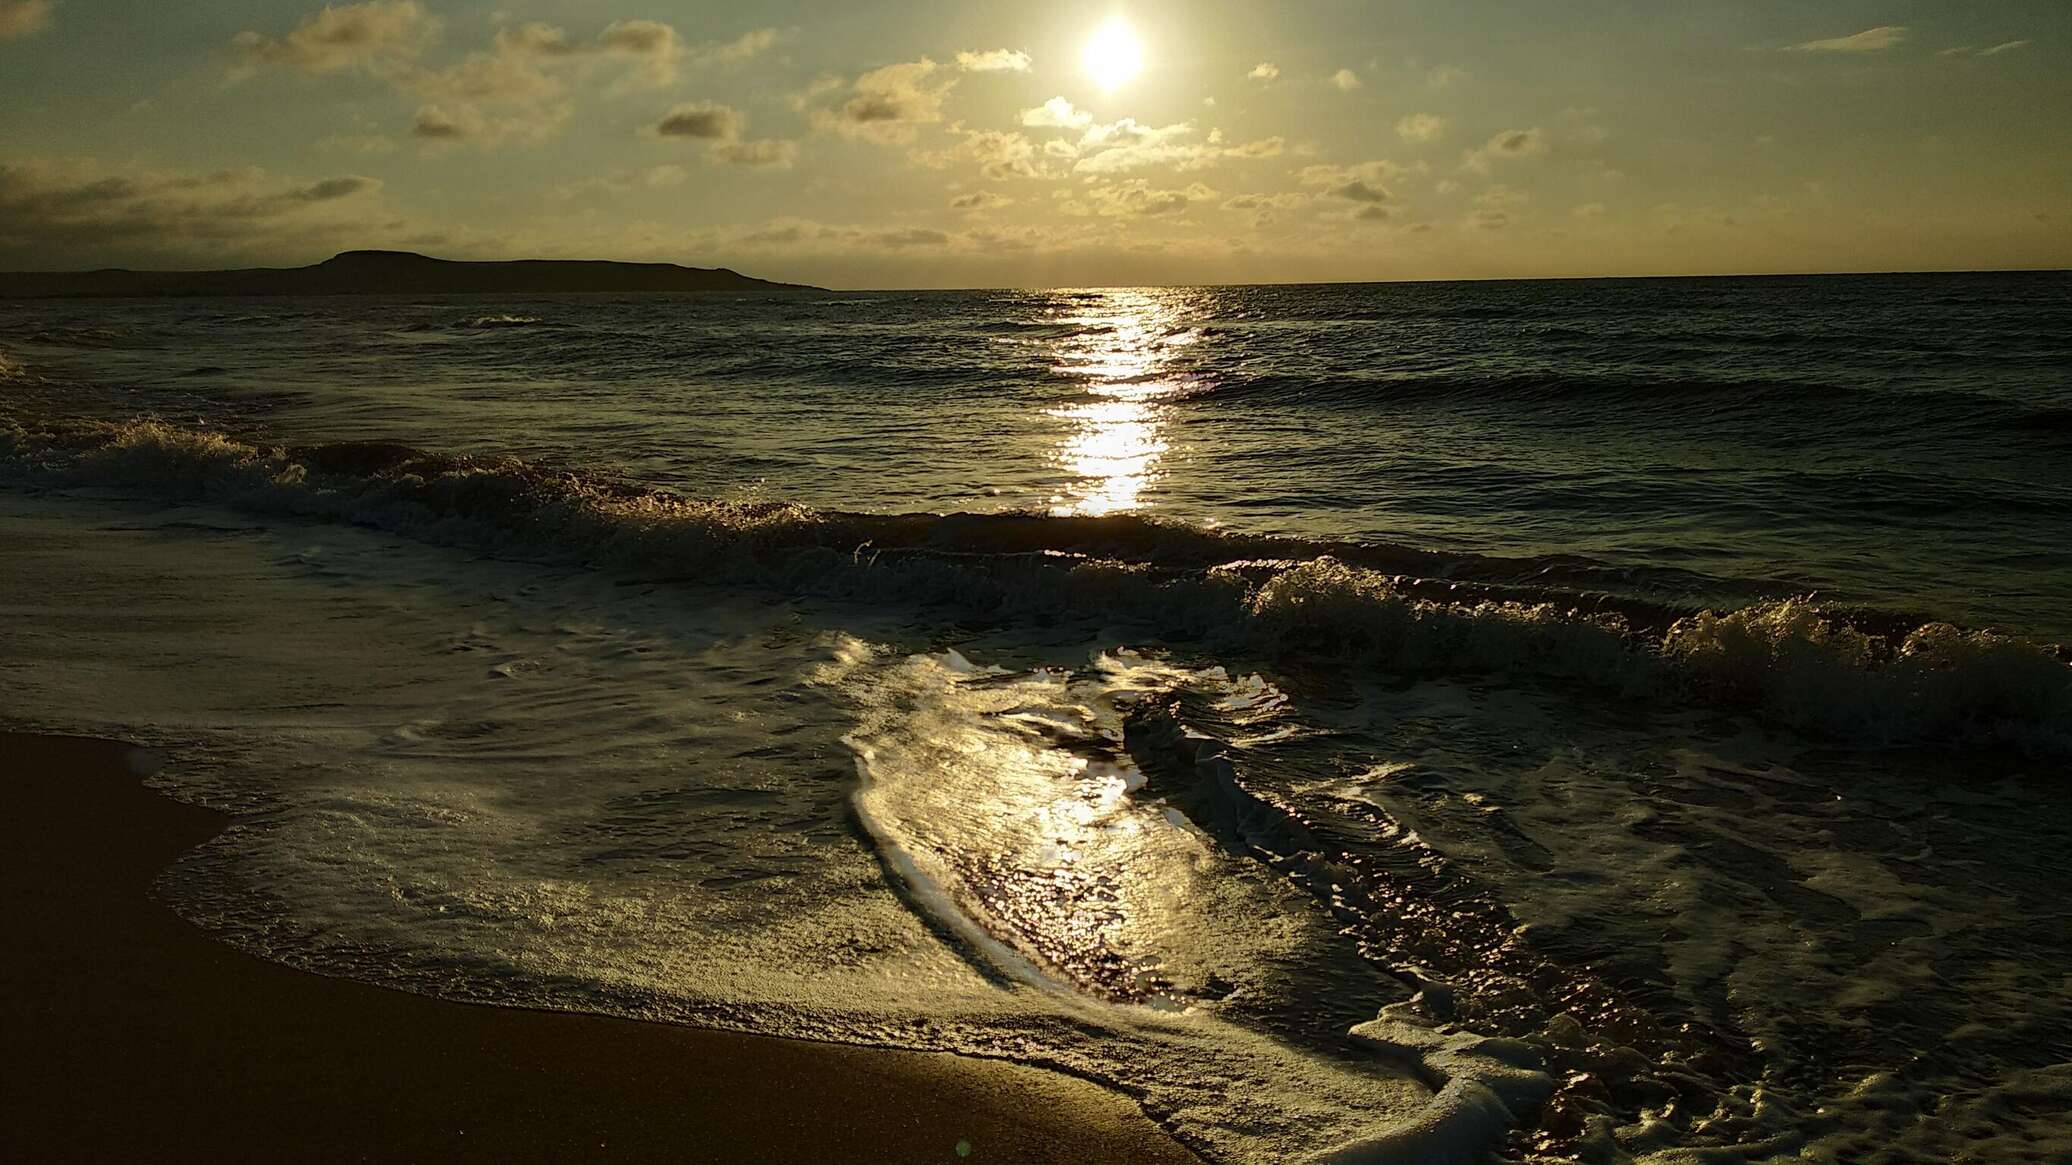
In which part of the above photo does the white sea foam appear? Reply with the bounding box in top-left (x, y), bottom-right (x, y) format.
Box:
top-left (3, 416), bottom-right (2062, 757)
top-left (0, 488), bottom-right (1491, 1164)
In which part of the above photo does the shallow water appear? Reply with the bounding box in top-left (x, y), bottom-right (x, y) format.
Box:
top-left (3, 275), bottom-right (2069, 1163)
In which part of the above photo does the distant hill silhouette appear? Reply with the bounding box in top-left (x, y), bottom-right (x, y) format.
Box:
top-left (0, 250), bottom-right (819, 298)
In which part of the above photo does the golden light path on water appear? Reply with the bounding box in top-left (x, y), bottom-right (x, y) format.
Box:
top-left (1045, 289), bottom-right (1195, 517)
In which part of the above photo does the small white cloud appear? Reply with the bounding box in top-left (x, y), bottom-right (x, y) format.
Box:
top-left (1786, 26), bottom-right (1908, 54)
top-left (1022, 96), bottom-right (1093, 130)
top-left (1573, 202), bottom-right (1607, 220)
top-left (1977, 40), bottom-right (2033, 57)
top-left (1426, 65), bottom-right (1469, 89)
top-left (0, 0), bottom-right (52, 40)
top-left (1395, 113), bottom-right (1449, 143)
top-left (1247, 62), bottom-right (1280, 82)
top-left (1329, 68), bottom-right (1362, 92)
top-left (956, 48), bottom-right (1031, 72)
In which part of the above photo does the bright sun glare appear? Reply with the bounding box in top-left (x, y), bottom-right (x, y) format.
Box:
top-left (1083, 18), bottom-right (1144, 91)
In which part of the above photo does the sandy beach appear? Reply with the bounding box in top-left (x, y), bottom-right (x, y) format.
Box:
top-left (0, 732), bottom-right (1202, 1164)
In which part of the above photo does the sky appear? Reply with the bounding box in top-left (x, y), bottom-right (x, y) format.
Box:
top-left (1, 0), bottom-right (2067, 287)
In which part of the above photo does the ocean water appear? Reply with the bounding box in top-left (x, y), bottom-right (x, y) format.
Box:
top-left (3, 274), bottom-right (2069, 1163)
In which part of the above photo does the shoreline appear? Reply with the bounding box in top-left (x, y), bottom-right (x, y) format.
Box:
top-left (0, 732), bottom-right (1202, 1164)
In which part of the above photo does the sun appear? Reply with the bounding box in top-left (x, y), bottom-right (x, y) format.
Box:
top-left (1083, 18), bottom-right (1144, 91)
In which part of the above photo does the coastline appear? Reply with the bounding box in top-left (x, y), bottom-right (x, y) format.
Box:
top-left (0, 732), bottom-right (1202, 1164)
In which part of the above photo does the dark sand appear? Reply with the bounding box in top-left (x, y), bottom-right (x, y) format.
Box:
top-left (0, 733), bottom-right (1202, 1164)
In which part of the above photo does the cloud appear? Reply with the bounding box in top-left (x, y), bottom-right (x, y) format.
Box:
top-left (234, 8), bottom-right (706, 150)
top-left (1222, 192), bottom-right (1308, 212)
top-left (692, 27), bottom-right (785, 67)
top-left (1329, 68), bottom-right (1362, 92)
top-left (1298, 160), bottom-right (1406, 192)
top-left (1944, 40), bottom-right (2032, 58)
top-left (1573, 202), bottom-right (1607, 219)
top-left (726, 218), bottom-right (961, 254)
top-left (1247, 62), bottom-right (1279, 82)
top-left (647, 102), bottom-right (795, 168)
top-left (957, 48), bottom-right (1031, 73)
top-left (0, 0), bottom-right (51, 40)
top-left (1328, 179), bottom-right (1389, 203)
top-left (1071, 120), bottom-right (1282, 175)
top-left (0, 156), bottom-right (396, 267)
top-left (1395, 113), bottom-right (1449, 143)
top-left (809, 59), bottom-right (953, 144)
top-left (590, 19), bottom-right (686, 86)
top-left (1221, 136), bottom-right (1286, 159)
top-left (951, 190), bottom-right (1013, 211)
top-left (653, 101), bottom-right (744, 141)
top-left (410, 102), bottom-right (570, 147)
top-left (1463, 128), bottom-right (1547, 173)
top-left (1022, 97), bottom-right (1093, 130)
top-left (293, 175), bottom-right (382, 201)
top-left (867, 227), bottom-right (950, 248)
top-left (1786, 26), bottom-right (1908, 53)
top-left (710, 139), bottom-right (798, 169)
top-left (958, 129), bottom-right (1045, 180)
top-left (1076, 179), bottom-right (1219, 218)
top-left (230, 1), bottom-right (440, 78)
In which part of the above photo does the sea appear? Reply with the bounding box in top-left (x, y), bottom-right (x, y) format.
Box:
top-left (3, 272), bottom-right (2069, 1164)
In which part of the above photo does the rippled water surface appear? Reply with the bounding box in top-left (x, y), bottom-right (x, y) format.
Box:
top-left (4, 273), bottom-right (2069, 1164)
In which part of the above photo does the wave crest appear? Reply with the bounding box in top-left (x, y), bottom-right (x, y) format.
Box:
top-left (4, 415), bottom-right (2066, 756)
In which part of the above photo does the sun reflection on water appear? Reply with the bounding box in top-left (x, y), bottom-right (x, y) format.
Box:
top-left (1045, 290), bottom-right (1194, 517)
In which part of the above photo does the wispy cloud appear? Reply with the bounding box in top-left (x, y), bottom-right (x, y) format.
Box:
top-left (956, 48), bottom-right (1031, 73)
top-left (230, 1), bottom-right (439, 79)
top-left (1329, 68), bottom-right (1362, 92)
top-left (691, 27), bottom-right (785, 67)
top-left (1943, 40), bottom-right (2033, 58)
top-left (1247, 62), bottom-right (1279, 82)
top-left (1786, 26), bottom-right (1908, 54)
top-left (0, 155), bottom-right (395, 266)
top-left (1395, 113), bottom-right (1449, 143)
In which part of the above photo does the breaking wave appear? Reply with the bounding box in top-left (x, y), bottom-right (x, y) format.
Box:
top-left (3, 414), bottom-right (2066, 756)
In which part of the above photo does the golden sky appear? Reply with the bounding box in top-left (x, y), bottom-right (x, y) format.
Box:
top-left (1, 1), bottom-right (2066, 286)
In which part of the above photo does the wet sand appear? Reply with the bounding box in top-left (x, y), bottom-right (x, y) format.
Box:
top-left (0, 732), bottom-right (1202, 1164)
